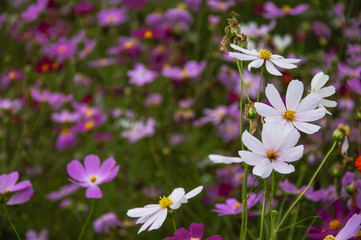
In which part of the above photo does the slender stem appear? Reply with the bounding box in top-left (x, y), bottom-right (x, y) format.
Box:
top-left (259, 180), bottom-right (268, 240)
top-left (77, 198), bottom-right (95, 240)
top-left (276, 141), bottom-right (337, 231)
top-left (171, 212), bottom-right (177, 232)
top-left (257, 66), bottom-right (264, 102)
top-left (236, 60), bottom-right (251, 103)
top-left (242, 164), bottom-right (249, 240)
top-left (269, 171), bottom-right (276, 240)
top-left (3, 204), bottom-right (21, 240)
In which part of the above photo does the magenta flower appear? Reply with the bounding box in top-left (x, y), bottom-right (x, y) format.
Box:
top-left (0, 171), bottom-right (33, 205)
top-left (26, 229), bottom-right (48, 240)
top-left (163, 223), bottom-right (222, 240)
top-left (67, 155), bottom-right (119, 199)
top-left (97, 8), bottom-right (127, 26)
top-left (162, 60), bottom-right (206, 82)
top-left (127, 64), bottom-right (158, 86)
top-left (263, 2), bottom-right (309, 19)
top-left (93, 212), bottom-right (121, 234)
top-left (213, 194), bottom-right (260, 216)
top-left (347, 78), bottom-right (361, 95)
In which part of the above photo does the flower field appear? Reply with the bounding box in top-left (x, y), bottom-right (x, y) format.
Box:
top-left (0, 0), bottom-right (361, 239)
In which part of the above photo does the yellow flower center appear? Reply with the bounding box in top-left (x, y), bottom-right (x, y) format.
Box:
top-left (191, 238), bottom-right (200, 240)
top-left (259, 49), bottom-right (272, 60)
top-left (283, 110), bottom-right (296, 121)
top-left (42, 64), bottom-right (49, 72)
top-left (329, 219), bottom-right (341, 230)
top-left (234, 202), bottom-right (241, 209)
top-left (356, 228), bottom-right (361, 237)
top-left (282, 5), bottom-right (292, 12)
top-left (108, 15), bottom-right (116, 23)
top-left (58, 45), bottom-right (66, 53)
top-left (182, 69), bottom-right (188, 77)
top-left (323, 235), bottom-right (336, 240)
top-left (84, 108), bottom-right (93, 117)
top-left (156, 45), bottom-right (165, 52)
top-left (100, 59), bottom-right (109, 66)
top-left (85, 120), bottom-right (94, 130)
top-left (176, 3), bottom-right (187, 10)
top-left (159, 195), bottom-right (173, 208)
top-left (267, 150), bottom-right (277, 160)
top-left (61, 128), bottom-right (70, 136)
top-left (8, 71), bottom-right (16, 80)
top-left (90, 176), bottom-right (97, 183)
top-left (144, 30), bottom-right (154, 39)
top-left (5, 189), bottom-right (11, 194)
top-left (124, 42), bottom-right (134, 50)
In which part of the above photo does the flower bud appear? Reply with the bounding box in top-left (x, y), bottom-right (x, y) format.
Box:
top-left (330, 168), bottom-right (341, 178)
top-left (332, 129), bottom-right (344, 142)
top-left (346, 183), bottom-right (356, 195)
top-left (245, 105), bottom-right (257, 119)
top-left (356, 108), bottom-right (361, 121)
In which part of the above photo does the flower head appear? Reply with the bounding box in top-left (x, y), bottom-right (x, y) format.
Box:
top-left (239, 123), bottom-right (304, 178)
top-left (229, 44), bottom-right (300, 76)
top-left (0, 171), bottom-right (33, 205)
top-left (67, 155), bottom-right (119, 198)
top-left (163, 222), bottom-right (222, 240)
top-left (263, 2), bottom-right (309, 19)
top-left (321, 213), bottom-right (361, 240)
top-left (213, 194), bottom-right (260, 216)
top-left (311, 72), bottom-right (337, 114)
top-left (127, 186), bottom-right (203, 234)
top-left (355, 156), bottom-right (361, 173)
top-left (255, 80), bottom-right (326, 134)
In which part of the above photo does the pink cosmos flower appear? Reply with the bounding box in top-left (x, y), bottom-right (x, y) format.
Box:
top-left (67, 155), bottom-right (119, 199)
top-left (93, 212), bottom-right (121, 234)
top-left (127, 64), bottom-right (158, 86)
top-left (325, 213), bottom-right (361, 240)
top-left (213, 194), bottom-right (260, 216)
top-left (97, 8), bottom-right (127, 27)
top-left (163, 223), bottom-right (222, 240)
top-left (263, 2), bottom-right (309, 19)
top-left (0, 171), bottom-right (33, 205)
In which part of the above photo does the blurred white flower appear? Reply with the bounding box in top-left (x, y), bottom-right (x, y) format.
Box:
top-left (311, 72), bottom-right (337, 114)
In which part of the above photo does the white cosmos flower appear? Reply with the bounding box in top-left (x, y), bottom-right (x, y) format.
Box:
top-left (310, 72), bottom-right (337, 114)
top-left (323, 213), bottom-right (361, 240)
top-left (254, 80), bottom-right (327, 134)
top-left (209, 154), bottom-right (242, 164)
top-left (126, 186), bottom-right (203, 234)
top-left (239, 123), bottom-right (304, 178)
top-left (229, 44), bottom-right (300, 76)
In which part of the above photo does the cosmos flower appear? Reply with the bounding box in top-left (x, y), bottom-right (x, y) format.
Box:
top-left (93, 212), bottom-right (121, 234)
top-left (25, 229), bottom-right (48, 240)
top-left (162, 61), bottom-right (207, 82)
top-left (127, 64), bottom-right (158, 86)
top-left (208, 154), bottom-right (242, 164)
top-left (310, 72), bottom-right (337, 114)
top-left (121, 118), bottom-right (156, 143)
top-left (239, 123), bottom-right (304, 178)
top-left (263, 2), bottom-right (309, 19)
top-left (127, 186), bottom-right (203, 234)
top-left (229, 44), bottom-right (300, 76)
top-left (255, 80), bottom-right (326, 134)
top-left (323, 213), bottom-right (361, 240)
top-left (0, 171), bottom-right (34, 205)
top-left (163, 223), bottom-right (222, 240)
top-left (213, 194), bottom-right (260, 216)
top-left (97, 8), bottom-right (127, 26)
top-left (67, 155), bottom-right (119, 198)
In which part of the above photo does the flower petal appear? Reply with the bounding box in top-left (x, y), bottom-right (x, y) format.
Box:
top-left (286, 80), bottom-right (303, 110)
top-left (184, 186), bottom-right (203, 199)
top-left (238, 151), bottom-right (267, 166)
top-left (265, 83), bottom-right (286, 112)
top-left (148, 209), bottom-right (167, 231)
top-left (242, 130), bottom-right (266, 155)
top-left (85, 184), bottom-right (103, 199)
top-left (265, 60), bottom-right (282, 76)
top-left (230, 44), bottom-right (259, 55)
top-left (67, 160), bottom-right (88, 182)
top-left (278, 145), bottom-right (304, 162)
top-left (270, 58), bottom-right (298, 69)
top-left (295, 108), bottom-right (326, 122)
top-left (7, 186), bottom-right (33, 205)
top-left (248, 59), bottom-right (264, 71)
top-left (190, 223), bottom-right (204, 239)
top-left (127, 205), bottom-right (160, 218)
top-left (292, 121), bottom-right (321, 134)
top-left (137, 209), bottom-right (165, 234)
top-left (252, 159), bottom-right (273, 178)
top-left (295, 92), bottom-right (322, 113)
top-left (272, 161), bottom-right (295, 174)
top-left (84, 154), bottom-right (101, 176)
top-left (229, 52), bottom-right (259, 61)
top-left (209, 154), bottom-right (242, 164)
top-left (254, 102), bottom-right (283, 117)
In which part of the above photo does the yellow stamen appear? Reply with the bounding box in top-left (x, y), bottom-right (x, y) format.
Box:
top-left (41, 64), bottom-right (49, 72)
top-left (191, 238), bottom-right (200, 240)
top-left (61, 128), bottom-right (70, 136)
top-left (329, 219), bottom-right (341, 231)
top-left (90, 176), bottom-right (97, 183)
top-left (124, 42), bottom-right (134, 50)
top-left (181, 69), bottom-right (188, 77)
top-left (267, 150), bottom-right (277, 160)
top-left (234, 202), bottom-right (241, 209)
top-left (8, 71), bottom-right (16, 80)
top-left (108, 15), bottom-right (116, 23)
top-left (283, 110), bottom-right (296, 121)
top-left (338, 124), bottom-right (352, 137)
top-left (355, 228), bottom-right (361, 237)
top-left (259, 49), bottom-right (272, 60)
top-left (85, 120), bottom-right (94, 130)
top-left (84, 108), bottom-right (93, 117)
top-left (159, 195), bottom-right (173, 208)
top-left (58, 45), bottom-right (66, 53)
top-left (323, 235), bottom-right (336, 240)
top-left (282, 5), bottom-right (292, 12)
top-left (5, 189), bottom-right (11, 194)
top-left (144, 30), bottom-right (154, 39)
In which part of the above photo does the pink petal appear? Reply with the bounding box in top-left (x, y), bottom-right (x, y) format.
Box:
top-left (11, 180), bottom-right (31, 192)
top-left (8, 172), bottom-right (19, 189)
top-left (7, 186), bottom-right (33, 205)
top-left (67, 160), bottom-right (88, 182)
top-left (85, 184), bottom-right (102, 198)
top-left (190, 223), bottom-right (204, 239)
top-left (84, 154), bottom-right (101, 176)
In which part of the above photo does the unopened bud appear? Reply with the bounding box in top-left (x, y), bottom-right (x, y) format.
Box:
top-left (245, 105), bottom-right (257, 119)
top-left (332, 129), bottom-right (344, 142)
top-left (346, 183), bottom-right (356, 195)
top-left (330, 168), bottom-right (341, 177)
top-left (356, 108), bottom-right (361, 121)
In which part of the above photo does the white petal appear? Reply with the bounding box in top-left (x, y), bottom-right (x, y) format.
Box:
top-left (286, 80), bottom-right (304, 110)
top-left (292, 121), bottom-right (321, 134)
top-left (265, 84), bottom-right (286, 112)
top-left (229, 52), bottom-right (259, 61)
top-left (280, 127), bottom-right (300, 148)
top-left (127, 206), bottom-right (160, 218)
top-left (254, 102), bottom-right (283, 117)
top-left (262, 123), bottom-right (287, 152)
top-left (270, 58), bottom-right (298, 69)
top-left (342, 137), bottom-right (349, 154)
top-left (137, 209), bottom-right (165, 234)
top-left (148, 209), bottom-right (167, 231)
top-left (242, 130), bottom-right (266, 155)
top-left (295, 108), bottom-right (326, 122)
top-left (184, 186), bottom-right (203, 199)
top-left (209, 154), bottom-right (242, 164)
top-left (278, 145), bottom-right (304, 162)
top-left (311, 72), bottom-right (328, 90)
top-left (238, 151), bottom-right (267, 166)
top-left (321, 99), bottom-right (337, 108)
top-left (318, 86), bottom-right (335, 97)
top-left (248, 59), bottom-right (264, 71)
top-left (253, 159), bottom-right (273, 178)
top-left (295, 92), bottom-right (322, 113)
top-left (265, 60), bottom-right (282, 76)
top-left (171, 197), bottom-right (187, 209)
top-left (272, 161), bottom-right (295, 174)
top-left (230, 44), bottom-right (259, 55)
top-left (169, 188), bottom-right (185, 203)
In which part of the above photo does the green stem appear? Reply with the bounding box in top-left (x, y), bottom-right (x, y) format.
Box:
top-left (171, 211), bottom-right (177, 232)
top-left (276, 141), bottom-right (337, 231)
top-left (257, 66), bottom-right (264, 102)
top-left (236, 60), bottom-right (251, 103)
top-left (3, 204), bottom-right (21, 240)
top-left (77, 198), bottom-right (95, 240)
top-left (241, 164), bottom-right (249, 240)
top-left (259, 180), bottom-right (268, 240)
top-left (269, 171), bottom-right (276, 240)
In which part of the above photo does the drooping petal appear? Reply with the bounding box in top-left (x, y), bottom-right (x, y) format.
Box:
top-left (209, 154), bottom-right (242, 164)
top-left (253, 159), bottom-right (273, 178)
top-left (148, 209), bottom-right (167, 231)
top-left (7, 186), bottom-right (33, 205)
top-left (295, 92), bottom-right (322, 113)
top-left (254, 102), bottom-right (283, 117)
top-left (238, 151), bottom-right (266, 166)
top-left (292, 121), bottom-right (321, 134)
top-left (272, 161), bottom-right (295, 174)
top-left (286, 80), bottom-right (304, 110)
top-left (190, 223), bottom-right (204, 239)
top-left (10, 180), bottom-right (32, 192)
top-left (270, 58), bottom-right (298, 69)
top-left (265, 60), bottom-right (282, 76)
top-left (265, 83), bottom-right (286, 112)
top-left (242, 130), bottom-right (266, 155)
top-left (67, 160), bottom-right (88, 182)
top-left (229, 52), bottom-right (259, 61)
top-left (248, 59), bottom-right (264, 71)
top-left (230, 44), bottom-right (259, 55)
top-left (127, 206), bottom-right (161, 218)
top-left (138, 209), bottom-right (165, 234)
top-left (85, 184), bottom-right (103, 199)
top-left (295, 108), bottom-right (326, 122)
top-left (277, 145), bottom-right (304, 163)
top-left (84, 154), bottom-right (101, 176)
top-left (184, 186), bottom-right (203, 199)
